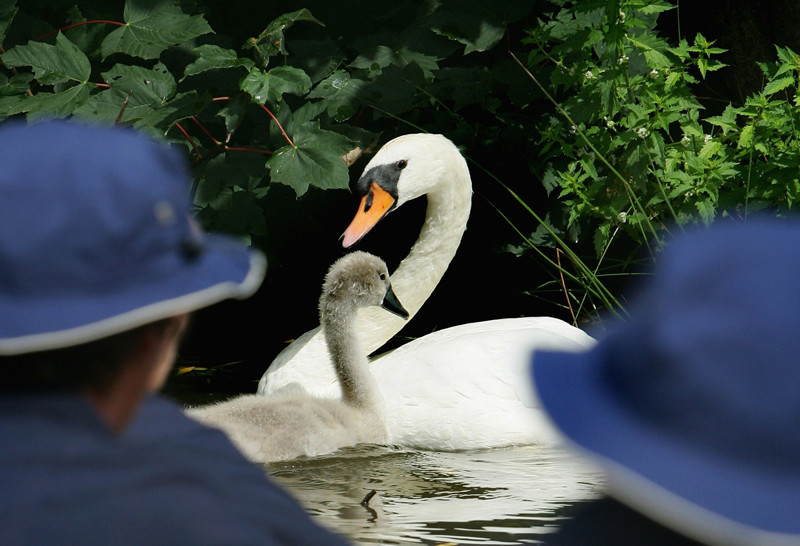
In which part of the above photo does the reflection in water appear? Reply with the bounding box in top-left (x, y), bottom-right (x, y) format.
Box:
top-left (268, 444), bottom-right (602, 545)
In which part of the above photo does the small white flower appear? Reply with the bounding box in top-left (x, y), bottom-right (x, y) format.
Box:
top-left (619, 211), bottom-right (628, 222)
top-left (681, 135), bottom-right (691, 146)
top-left (617, 55), bottom-right (629, 65)
top-left (618, 10), bottom-right (626, 23)
top-left (636, 127), bottom-right (650, 139)
top-left (584, 70), bottom-right (594, 80)
top-left (704, 134), bottom-right (712, 143)
top-left (648, 69), bottom-right (659, 79)
top-left (570, 125), bottom-right (578, 134)
top-left (606, 119), bottom-right (616, 129)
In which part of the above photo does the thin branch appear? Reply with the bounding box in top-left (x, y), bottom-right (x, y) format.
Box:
top-left (35, 20), bottom-right (125, 42)
top-left (225, 146), bottom-right (273, 155)
top-left (259, 104), bottom-right (294, 147)
top-left (191, 116), bottom-right (220, 145)
top-left (556, 248), bottom-right (577, 325)
top-left (175, 122), bottom-right (201, 158)
top-left (115, 91), bottom-right (132, 125)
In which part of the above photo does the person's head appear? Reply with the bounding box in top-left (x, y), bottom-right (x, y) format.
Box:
top-left (0, 120), bottom-right (265, 397)
top-left (531, 217), bottom-right (800, 545)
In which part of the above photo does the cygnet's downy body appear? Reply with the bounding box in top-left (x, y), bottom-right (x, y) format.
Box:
top-left (187, 251), bottom-right (408, 462)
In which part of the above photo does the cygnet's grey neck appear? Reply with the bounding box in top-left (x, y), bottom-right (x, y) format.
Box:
top-left (320, 296), bottom-right (382, 409)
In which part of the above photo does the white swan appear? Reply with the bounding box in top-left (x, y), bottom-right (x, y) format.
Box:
top-left (187, 251), bottom-right (409, 462)
top-left (257, 133), bottom-right (596, 450)
top-left (258, 133), bottom-right (470, 393)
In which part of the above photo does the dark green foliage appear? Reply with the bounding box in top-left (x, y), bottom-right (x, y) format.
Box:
top-left (3, 1), bottom-right (800, 389)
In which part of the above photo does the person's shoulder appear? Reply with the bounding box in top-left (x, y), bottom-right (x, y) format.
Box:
top-left (124, 395), bottom-right (351, 544)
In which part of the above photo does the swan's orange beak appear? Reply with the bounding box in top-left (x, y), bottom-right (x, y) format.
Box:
top-left (341, 182), bottom-right (396, 248)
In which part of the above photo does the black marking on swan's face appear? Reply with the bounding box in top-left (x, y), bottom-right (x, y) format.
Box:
top-left (356, 159), bottom-right (408, 213)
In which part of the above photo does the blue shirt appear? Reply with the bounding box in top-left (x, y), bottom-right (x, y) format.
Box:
top-left (0, 393), bottom-right (351, 545)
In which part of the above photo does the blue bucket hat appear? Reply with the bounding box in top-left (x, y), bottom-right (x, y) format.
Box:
top-left (0, 120), bottom-right (265, 355)
top-left (532, 218), bottom-right (800, 546)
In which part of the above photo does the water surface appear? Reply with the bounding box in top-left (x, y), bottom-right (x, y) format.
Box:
top-left (268, 444), bottom-right (602, 544)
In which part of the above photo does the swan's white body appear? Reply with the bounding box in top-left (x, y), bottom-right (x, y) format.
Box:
top-left (257, 134), bottom-right (596, 451)
top-left (188, 252), bottom-right (407, 462)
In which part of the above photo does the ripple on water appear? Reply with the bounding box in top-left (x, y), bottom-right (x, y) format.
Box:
top-left (267, 443), bottom-right (603, 545)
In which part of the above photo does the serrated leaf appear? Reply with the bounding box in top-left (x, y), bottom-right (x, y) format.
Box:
top-left (626, 33), bottom-right (671, 69)
top-left (101, 62), bottom-right (177, 105)
top-left (763, 75), bottom-right (795, 96)
top-left (76, 62), bottom-right (181, 124)
top-left (245, 8), bottom-right (324, 68)
top-left (775, 45), bottom-right (799, 67)
top-left (428, 0), bottom-right (530, 54)
top-left (737, 124), bottom-right (754, 149)
top-left (100, 0), bottom-right (212, 60)
top-left (308, 70), bottom-right (367, 121)
top-left (183, 44), bottom-right (253, 79)
top-left (699, 139), bottom-right (721, 159)
top-left (0, 72), bottom-right (33, 95)
top-left (695, 199), bottom-right (715, 224)
top-left (216, 93), bottom-right (248, 133)
top-left (634, 2), bottom-right (675, 16)
top-left (706, 104), bottom-right (739, 134)
top-left (351, 43), bottom-right (440, 80)
top-left (0, 0), bottom-right (17, 46)
top-left (2, 32), bottom-right (90, 85)
top-left (13, 84), bottom-right (90, 120)
top-left (266, 122), bottom-right (352, 196)
top-left (241, 66), bottom-right (311, 106)
top-left (593, 223), bottom-right (611, 257)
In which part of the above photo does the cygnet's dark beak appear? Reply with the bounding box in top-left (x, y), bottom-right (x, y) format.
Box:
top-left (381, 284), bottom-right (409, 319)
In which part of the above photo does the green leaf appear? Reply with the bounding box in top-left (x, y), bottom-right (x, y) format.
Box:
top-left (775, 45), bottom-right (799, 68)
top-left (699, 139), bottom-right (721, 159)
top-left (428, 0), bottom-right (530, 54)
top-left (350, 43), bottom-right (440, 80)
top-left (626, 33), bottom-right (671, 69)
top-left (763, 76), bottom-right (795, 96)
top-left (706, 104), bottom-right (740, 134)
top-left (75, 62), bottom-right (180, 124)
top-left (737, 124), bottom-right (754, 149)
top-left (183, 44), bottom-right (254, 79)
top-left (0, 93), bottom-right (25, 120)
top-left (12, 84), bottom-right (90, 120)
top-left (101, 62), bottom-right (177, 105)
top-left (216, 93), bottom-right (249, 133)
top-left (0, 72), bottom-right (33, 95)
top-left (1, 32), bottom-right (90, 85)
top-left (244, 8), bottom-right (324, 68)
top-left (266, 122), bottom-right (353, 196)
top-left (308, 70), bottom-right (367, 121)
top-left (0, 0), bottom-right (17, 46)
top-left (241, 66), bottom-right (311, 106)
top-left (100, 0), bottom-right (213, 60)
top-left (695, 199), bottom-right (715, 224)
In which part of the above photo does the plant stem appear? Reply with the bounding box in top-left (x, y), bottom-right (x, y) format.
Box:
top-left (259, 104), bottom-right (294, 147)
top-left (35, 20), bottom-right (125, 42)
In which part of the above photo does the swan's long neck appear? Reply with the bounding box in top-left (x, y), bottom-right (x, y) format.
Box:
top-left (322, 303), bottom-right (383, 409)
top-left (357, 160), bottom-right (472, 350)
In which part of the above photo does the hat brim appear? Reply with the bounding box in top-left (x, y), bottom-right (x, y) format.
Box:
top-left (532, 348), bottom-right (800, 545)
top-left (0, 234), bottom-right (265, 355)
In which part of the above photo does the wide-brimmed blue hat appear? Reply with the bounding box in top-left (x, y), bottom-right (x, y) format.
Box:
top-left (532, 218), bottom-right (800, 546)
top-left (0, 120), bottom-right (265, 355)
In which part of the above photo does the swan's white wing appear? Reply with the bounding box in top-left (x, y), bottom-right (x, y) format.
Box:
top-left (372, 317), bottom-right (594, 450)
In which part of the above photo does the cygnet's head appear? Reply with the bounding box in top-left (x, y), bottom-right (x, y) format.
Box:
top-left (319, 251), bottom-right (409, 320)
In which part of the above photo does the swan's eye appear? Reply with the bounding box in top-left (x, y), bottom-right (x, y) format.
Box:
top-left (396, 159), bottom-right (407, 170)
top-left (379, 273), bottom-right (386, 281)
